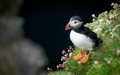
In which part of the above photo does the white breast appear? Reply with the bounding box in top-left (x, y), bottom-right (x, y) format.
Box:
top-left (70, 30), bottom-right (94, 51)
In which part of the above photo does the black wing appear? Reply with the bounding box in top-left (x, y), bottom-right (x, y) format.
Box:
top-left (81, 27), bottom-right (103, 47)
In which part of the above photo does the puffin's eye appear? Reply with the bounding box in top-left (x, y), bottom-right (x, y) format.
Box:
top-left (74, 21), bottom-right (77, 24)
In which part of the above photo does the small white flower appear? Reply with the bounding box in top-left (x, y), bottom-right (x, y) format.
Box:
top-left (106, 19), bottom-right (110, 24)
top-left (98, 19), bottom-right (104, 24)
top-left (94, 60), bottom-right (99, 65)
top-left (110, 32), bottom-right (112, 34)
top-left (94, 28), bottom-right (102, 33)
top-left (92, 14), bottom-right (96, 18)
top-left (61, 56), bottom-right (66, 61)
top-left (107, 61), bottom-right (111, 64)
top-left (63, 62), bottom-right (66, 65)
top-left (109, 15), bottom-right (114, 20)
top-left (111, 35), bottom-right (114, 38)
top-left (111, 3), bottom-right (114, 6)
top-left (117, 50), bottom-right (120, 56)
top-left (112, 28), bottom-right (116, 32)
top-left (92, 19), bottom-right (95, 21)
top-left (69, 52), bottom-right (72, 57)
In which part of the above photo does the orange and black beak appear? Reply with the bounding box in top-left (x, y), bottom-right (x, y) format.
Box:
top-left (65, 22), bottom-right (71, 30)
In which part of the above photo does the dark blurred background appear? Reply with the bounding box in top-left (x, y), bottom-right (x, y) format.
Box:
top-left (19, 0), bottom-right (119, 70)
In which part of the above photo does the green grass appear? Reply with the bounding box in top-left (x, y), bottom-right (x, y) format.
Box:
top-left (48, 70), bottom-right (72, 75)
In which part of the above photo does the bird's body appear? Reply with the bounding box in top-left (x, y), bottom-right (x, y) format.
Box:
top-left (70, 29), bottom-right (94, 51)
top-left (65, 15), bottom-right (103, 62)
top-left (70, 26), bottom-right (102, 51)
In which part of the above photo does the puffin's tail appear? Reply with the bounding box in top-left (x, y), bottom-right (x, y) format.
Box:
top-left (98, 38), bottom-right (103, 44)
top-left (94, 38), bottom-right (103, 47)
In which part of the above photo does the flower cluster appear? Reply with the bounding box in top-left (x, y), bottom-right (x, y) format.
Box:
top-left (86, 3), bottom-right (120, 39)
top-left (47, 67), bottom-right (52, 72)
top-left (108, 15), bottom-right (118, 25)
top-left (56, 46), bottom-right (74, 70)
top-left (47, 46), bottom-right (74, 72)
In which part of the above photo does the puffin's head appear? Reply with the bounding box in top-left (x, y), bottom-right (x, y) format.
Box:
top-left (65, 16), bottom-right (83, 30)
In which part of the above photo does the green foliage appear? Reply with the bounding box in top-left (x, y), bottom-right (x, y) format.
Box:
top-left (48, 70), bottom-right (72, 75)
top-left (49, 3), bottom-right (120, 75)
top-left (87, 58), bottom-right (120, 75)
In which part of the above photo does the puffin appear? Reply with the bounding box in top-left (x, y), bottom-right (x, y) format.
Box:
top-left (65, 15), bottom-right (103, 63)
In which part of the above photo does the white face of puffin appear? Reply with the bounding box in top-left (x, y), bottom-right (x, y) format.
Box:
top-left (65, 16), bottom-right (83, 30)
top-left (69, 20), bottom-right (83, 28)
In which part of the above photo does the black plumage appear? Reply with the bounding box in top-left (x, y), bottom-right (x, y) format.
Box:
top-left (73, 26), bottom-right (103, 48)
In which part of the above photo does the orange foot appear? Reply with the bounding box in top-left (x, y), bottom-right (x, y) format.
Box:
top-left (73, 49), bottom-right (82, 60)
top-left (80, 52), bottom-right (90, 63)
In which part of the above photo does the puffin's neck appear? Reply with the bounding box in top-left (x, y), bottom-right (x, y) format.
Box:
top-left (72, 25), bottom-right (84, 33)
